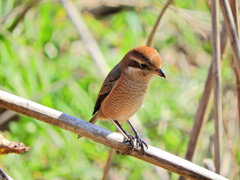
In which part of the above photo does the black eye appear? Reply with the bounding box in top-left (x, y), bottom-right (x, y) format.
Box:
top-left (140, 64), bottom-right (148, 69)
top-left (129, 60), bottom-right (150, 70)
top-left (129, 60), bottom-right (141, 68)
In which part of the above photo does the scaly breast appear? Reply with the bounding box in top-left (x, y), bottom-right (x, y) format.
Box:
top-left (100, 74), bottom-right (150, 122)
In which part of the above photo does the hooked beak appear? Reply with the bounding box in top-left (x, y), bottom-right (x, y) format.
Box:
top-left (155, 68), bottom-right (166, 78)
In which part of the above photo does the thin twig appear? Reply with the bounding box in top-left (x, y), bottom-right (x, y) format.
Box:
top-left (211, 0), bottom-right (222, 174)
top-left (102, 148), bottom-right (115, 180)
top-left (146, 0), bottom-right (173, 47)
top-left (8, 0), bottom-right (41, 32)
top-left (60, 0), bottom-right (109, 77)
top-left (0, 90), bottom-right (228, 180)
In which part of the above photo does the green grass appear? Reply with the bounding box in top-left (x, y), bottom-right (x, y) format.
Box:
top-left (0, 0), bottom-right (239, 179)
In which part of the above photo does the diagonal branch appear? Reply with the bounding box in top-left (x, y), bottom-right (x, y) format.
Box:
top-left (146, 0), bottom-right (173, 47)
top-left (0, 90), bottom-right (227, 180)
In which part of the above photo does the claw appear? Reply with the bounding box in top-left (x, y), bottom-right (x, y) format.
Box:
top-left (127, 120), bottom-right (148, 155)
top-left (121, 134), bottom-right (135, 155)
top-left (124, 134), bottom-right (134, 147)
top-left (135, 136), bottom-right (148, 155)
top-left (123, 135), bottom-right (148, 155)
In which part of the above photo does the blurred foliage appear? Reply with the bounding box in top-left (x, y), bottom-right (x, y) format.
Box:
top-left (0, 0), bottom-right (239, 179)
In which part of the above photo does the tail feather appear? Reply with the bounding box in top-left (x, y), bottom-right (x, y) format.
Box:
top-left (89, 113), bottom-right (98, 124)
top-left (78, 113), bottom-right (99, 139)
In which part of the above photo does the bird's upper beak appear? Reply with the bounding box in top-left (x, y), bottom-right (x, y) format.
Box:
top-left (155, 68), bottom-right (166, 78)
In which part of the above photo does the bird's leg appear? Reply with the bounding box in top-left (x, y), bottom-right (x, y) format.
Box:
top-left (109, 119), bottom-right (134, 147)
top-left (127, 120), bottom-right (148, 154)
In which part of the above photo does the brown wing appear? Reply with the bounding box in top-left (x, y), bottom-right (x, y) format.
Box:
top-left (93, 63), bottom-right (122, 115)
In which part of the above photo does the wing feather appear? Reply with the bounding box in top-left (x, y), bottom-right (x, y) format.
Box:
top-left (93, 63), bottom-right (122, 115)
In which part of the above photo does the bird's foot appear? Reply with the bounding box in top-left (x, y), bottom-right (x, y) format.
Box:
top-left (120, 134), bottom-right (135, 155)
top-left (135, 136), bottom-right (148, 155)
top-left (123, 134), bottom-right (135, 147)
top-left (123, 134), bottom-right (148, 155)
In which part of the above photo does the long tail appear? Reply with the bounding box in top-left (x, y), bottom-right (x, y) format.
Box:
top-left (78, 113), bottom-right (99, 138)
top-left (89, 113), bottom-right (99, 124)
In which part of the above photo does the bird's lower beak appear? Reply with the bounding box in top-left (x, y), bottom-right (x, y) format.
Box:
top-left (155, 68), bottom-right (166, 78)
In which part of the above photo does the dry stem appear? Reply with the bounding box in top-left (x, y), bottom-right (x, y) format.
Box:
top-left (211, 0), bottom-right (222, 173)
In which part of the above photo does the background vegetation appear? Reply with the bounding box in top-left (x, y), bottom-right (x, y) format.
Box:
top-left (0, 0), bottom-right (239, 179)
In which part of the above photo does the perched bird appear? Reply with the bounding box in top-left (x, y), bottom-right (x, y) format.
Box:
top-left (89, 46), bottom-right (165, 153)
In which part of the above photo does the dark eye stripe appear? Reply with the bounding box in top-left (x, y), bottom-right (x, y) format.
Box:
top-left (131, 50), bottom-right (155, 69)
top-left (129, 60), bottom-right (150, 70)
top-left (140, 63), bottom-right (150, 70)
top-left (129, 60), bottom-right (142, 68)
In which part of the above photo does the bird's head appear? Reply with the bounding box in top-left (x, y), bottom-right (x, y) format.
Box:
top-left (121, 46), bottom-right (166, 82)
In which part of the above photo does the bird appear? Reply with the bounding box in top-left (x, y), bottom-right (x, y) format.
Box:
top-left (88, 46), bottom-right (165, 153)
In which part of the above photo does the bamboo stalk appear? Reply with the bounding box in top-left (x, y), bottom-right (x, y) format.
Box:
top-left (0, 90), bottom-right (228, 180)
top-left (211, 0), bottom-right (222, 174)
